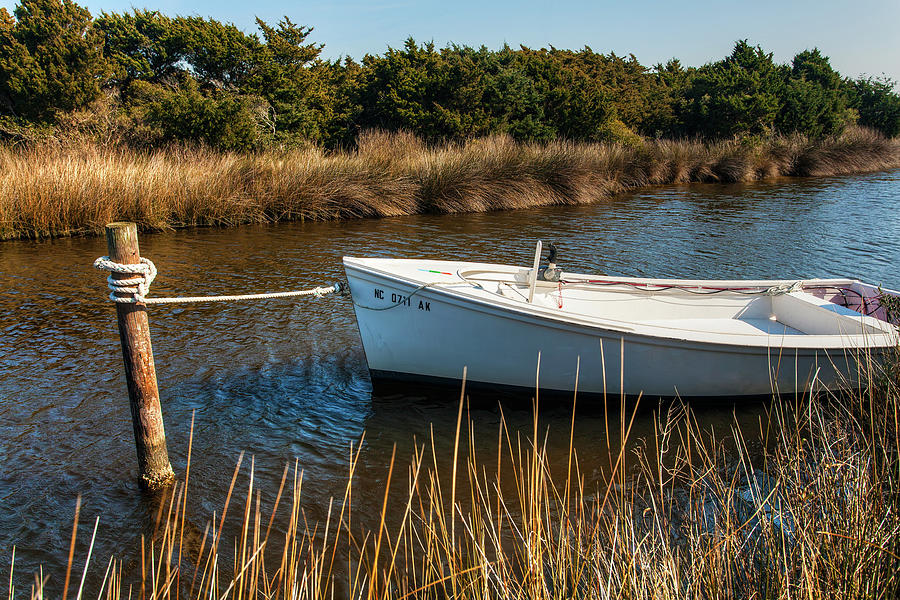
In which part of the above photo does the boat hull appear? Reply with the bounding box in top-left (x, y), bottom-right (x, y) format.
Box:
top-left (345, 261), bottom-right (885, 398)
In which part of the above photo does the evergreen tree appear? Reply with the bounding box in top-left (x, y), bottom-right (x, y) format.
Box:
top-left (96, 10), bottom-right (182, 85)
top-left (0, 0), bottom-right (106, 120)
top-left (681, 40), bottom-right (782, 138)
top-left (643, 59), bottom-right (694, 137)
top-left (776, 49), bottom-right (850, 137)
top-left (354, 39), bottom-right (457, 140)
top-left (516, 47), bottom-right (615, 141)
top-left (245, 17), bottom-right (327, 144)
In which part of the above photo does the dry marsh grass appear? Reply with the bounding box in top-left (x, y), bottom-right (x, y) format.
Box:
top-left (1, 127), bottom-right (898, 240)
top-left (7, 355), bottom-right (900, 600)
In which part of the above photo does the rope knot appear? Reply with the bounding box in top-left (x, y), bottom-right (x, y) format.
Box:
top-left (762, 281), bottom-right (803, 296)
top-left (93, 256), bottom-right (157, 303)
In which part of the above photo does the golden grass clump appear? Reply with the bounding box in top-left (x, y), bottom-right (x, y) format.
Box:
top-left (1, 127), bottom-right (898, 240)
top-left (9, 351), bottom-right (900, 600)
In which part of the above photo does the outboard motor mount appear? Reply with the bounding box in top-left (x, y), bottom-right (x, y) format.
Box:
top-left (540, 242), bottom-right (562, 282)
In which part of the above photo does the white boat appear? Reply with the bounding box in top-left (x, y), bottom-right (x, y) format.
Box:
top-left (343, 246), bottom-right (898, 398)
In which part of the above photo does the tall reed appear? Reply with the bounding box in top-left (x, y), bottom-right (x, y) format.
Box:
top-left (8, 352), bottom-right (899, 600)
top-left (2, 127), bottom-right (898, 241)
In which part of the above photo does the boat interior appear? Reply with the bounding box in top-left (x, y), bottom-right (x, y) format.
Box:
top-left (459, 267), bottom-right (897, 339)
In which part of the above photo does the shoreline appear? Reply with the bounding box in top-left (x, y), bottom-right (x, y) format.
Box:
top-left (2, 127), bottom-right (898, 242)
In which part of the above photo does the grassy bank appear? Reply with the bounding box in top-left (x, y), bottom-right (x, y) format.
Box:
top-left (9, 356), bottom-right (900, 600)
top-left (1, 127), bottom-right (899, 241)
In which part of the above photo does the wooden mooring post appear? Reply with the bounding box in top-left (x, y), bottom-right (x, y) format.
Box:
top-left (105, 222), bottom-right (175, 490)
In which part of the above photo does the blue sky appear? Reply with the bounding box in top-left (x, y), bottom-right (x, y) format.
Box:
top-left (3, 0), bottom-right (899, 82)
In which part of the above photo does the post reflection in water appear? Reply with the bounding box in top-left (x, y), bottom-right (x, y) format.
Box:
top-left (0, 170), bottom-right (898, 594)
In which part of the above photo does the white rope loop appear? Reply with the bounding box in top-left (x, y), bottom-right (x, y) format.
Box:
top-left (93, 256), bottom-right (157, 303)
top-left (93, 255), bottom-right (340, 305)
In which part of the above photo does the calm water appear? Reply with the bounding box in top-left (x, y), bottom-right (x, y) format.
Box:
top-left (1, 171), bottom-right (899, 593)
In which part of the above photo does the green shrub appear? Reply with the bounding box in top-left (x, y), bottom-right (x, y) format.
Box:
top-left (132, 78), bottom-right (268, 151)
top-left (850, 76), bottom-right (900, 137)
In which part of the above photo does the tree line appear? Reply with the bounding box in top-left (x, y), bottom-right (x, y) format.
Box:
top-left (1, 0), bottom-right (899, 151)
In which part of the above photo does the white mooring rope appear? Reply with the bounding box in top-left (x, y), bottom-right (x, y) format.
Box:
top-left (93, 256), bottom-right (340, 305)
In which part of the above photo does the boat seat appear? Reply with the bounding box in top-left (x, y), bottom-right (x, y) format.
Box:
top-left (773, 291), bottom-right (892, 335)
